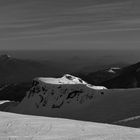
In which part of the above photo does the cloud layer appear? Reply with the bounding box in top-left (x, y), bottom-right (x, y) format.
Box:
top-left (0, 0), bottom-right (140, 49)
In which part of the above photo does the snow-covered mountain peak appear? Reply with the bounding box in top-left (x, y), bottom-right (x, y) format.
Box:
top-left (35, 74), bottom-right (107, 90)
top-left (12, 75), bottom-right (107, 115)
top-left (36, 74), bottom-right (87, 85)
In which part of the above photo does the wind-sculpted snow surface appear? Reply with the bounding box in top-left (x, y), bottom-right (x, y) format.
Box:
top-left (12, 74), bottom-right (107, 117)
top-left (1, 112), bottom-right (140, 140)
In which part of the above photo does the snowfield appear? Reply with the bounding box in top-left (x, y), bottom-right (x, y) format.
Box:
top-left (6, 74), bottom-right (140, 127)
top-left (0, 111), bottom-right (140, 140)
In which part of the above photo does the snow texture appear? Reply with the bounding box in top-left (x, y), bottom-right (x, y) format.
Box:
top-left (0, 111), bottom-right (140, 140)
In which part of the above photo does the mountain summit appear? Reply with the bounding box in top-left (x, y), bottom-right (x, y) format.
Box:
top-left (12, 74), bottom-right (107, 116)
top-left (36, 74), bottom-right (107, 89)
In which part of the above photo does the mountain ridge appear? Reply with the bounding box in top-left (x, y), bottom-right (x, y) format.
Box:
top-left (102, 61), bottom-right (140, 88)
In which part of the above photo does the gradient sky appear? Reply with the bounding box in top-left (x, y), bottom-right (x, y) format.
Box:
top-left (0, 0), bottom-right (140, 50)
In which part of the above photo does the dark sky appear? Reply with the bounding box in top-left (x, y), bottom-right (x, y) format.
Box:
top-left (0, 0), bottom-right (140, 50)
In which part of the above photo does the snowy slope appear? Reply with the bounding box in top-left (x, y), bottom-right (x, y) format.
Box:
top-left (11, 74), bottom-right (107, 116)
top-left (115, 116), bottom-right (140, 128)
top-left (0, 111), bottom-right (140, 140)
top-left (10, 75), bottom-right (140, 127)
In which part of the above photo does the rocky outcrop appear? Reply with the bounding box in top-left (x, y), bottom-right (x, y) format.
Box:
top-left (12, 74), bottom-right (107, 117)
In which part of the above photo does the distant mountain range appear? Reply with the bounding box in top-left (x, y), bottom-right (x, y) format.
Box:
top-left (0, 54), bottom-right (118, 101)
top-left (0, 82), bottom-right (31, 102)
top-left (0, 54), bottom-right (68, 85)
top-left (0, 54), bottom-right (124, 85)
top-left (102, 62), bottom-right (140, 88)
top-left (77, 61), bottom-right (140, 89)
top-left (1, 54), bottom-right (140, 103)
top-left (76, 66), bottom-right (122, 85)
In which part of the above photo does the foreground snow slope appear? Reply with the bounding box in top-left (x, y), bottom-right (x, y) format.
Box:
top-left (0, 111), bottom-right (140, 140)
top-left (115, 115), bottom-right (140, 128)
